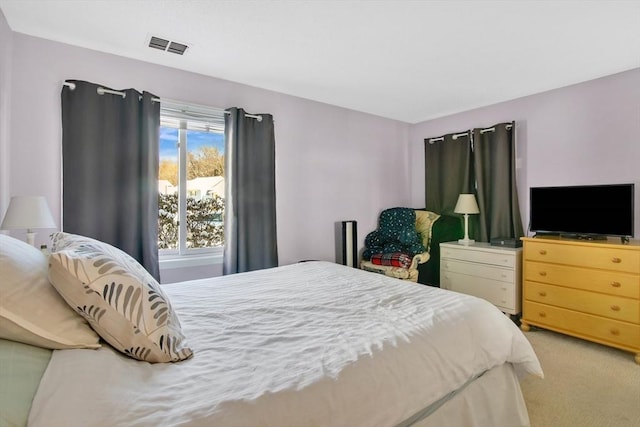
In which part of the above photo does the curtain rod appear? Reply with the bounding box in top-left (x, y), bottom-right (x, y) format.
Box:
top-left (480, 123), bottom-right (513, 134)
top-left (428, 131), bottom-right (469, 144)
top-left (62, 82), bottom-right (262, 121)
top-left (63, 81), bottom-right (161, 102)
top-left (428, 123), bottom-right (513, 144)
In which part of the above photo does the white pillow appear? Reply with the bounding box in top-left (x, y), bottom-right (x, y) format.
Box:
top-left (0, 234), bottom-right (100, 349)
top-left (48, 232), bottom-right (193, 363)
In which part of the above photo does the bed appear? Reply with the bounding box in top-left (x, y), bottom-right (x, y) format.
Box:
top-left (0, 233), bottom-right (542, 427)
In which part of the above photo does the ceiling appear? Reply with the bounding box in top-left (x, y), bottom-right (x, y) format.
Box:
top-left (1, 0), bottom-right (639, 124)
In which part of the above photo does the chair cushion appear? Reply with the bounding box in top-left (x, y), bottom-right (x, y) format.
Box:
top-left (360, 260), bottom-right (417, 281)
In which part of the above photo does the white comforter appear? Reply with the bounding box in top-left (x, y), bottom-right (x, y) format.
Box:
top-left (29, 262), bottom-right (542, 427)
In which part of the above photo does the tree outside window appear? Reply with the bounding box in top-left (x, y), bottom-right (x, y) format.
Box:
top-left (158, 116), bottom-right (225, 253)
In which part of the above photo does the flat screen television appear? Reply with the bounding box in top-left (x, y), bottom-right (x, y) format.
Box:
top-left (529, 183), bottom-right (635, 239)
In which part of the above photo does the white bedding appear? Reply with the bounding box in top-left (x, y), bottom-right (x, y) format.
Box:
top-left (29, 261), bottom-right (542, 427)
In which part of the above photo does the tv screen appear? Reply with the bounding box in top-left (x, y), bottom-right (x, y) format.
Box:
top-left (529, 184), bottom-right (635, 238)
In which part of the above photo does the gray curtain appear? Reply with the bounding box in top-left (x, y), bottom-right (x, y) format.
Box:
top-left (61, 80), bottom-right (160, 279)
top-left (472, 122), bottom-right (524, 241)
top-left (424, 133), bottom-right (474, 215)
top-left (223, 107), bottom-right (278, 274)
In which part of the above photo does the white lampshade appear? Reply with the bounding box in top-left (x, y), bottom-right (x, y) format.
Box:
top-left (1, 196), bottom-right (56, 246)
top-left (454, 194), bottom-right (480, 214)
top-left (454, 194), bottom-right (479, 245)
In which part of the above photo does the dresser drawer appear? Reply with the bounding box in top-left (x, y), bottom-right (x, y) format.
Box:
top-left (525, 282), bottom-right (639, 323)
top-left (441, 247), bottom-right (515, 268)
top-left (525, 241), bottom-right (640, 274)
top-left (442, 259), bottom-right (515, 283)
top-left (442, 271), bottom-right (517, 311)
top-left (524, 261), bottom-right (640, 298)
top-left (524, 301), bottom-right (640, 350)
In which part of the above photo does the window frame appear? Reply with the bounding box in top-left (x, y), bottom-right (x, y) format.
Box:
top-left (158, 101), bottom-right (226, 262)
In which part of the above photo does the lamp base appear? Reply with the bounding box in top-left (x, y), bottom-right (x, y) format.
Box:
top-left (459, 213), bottom-right (474, 245)
top-left (26, 231), bottom-right (37, 247)
top-left (458, 238), bottom-right (475, 245)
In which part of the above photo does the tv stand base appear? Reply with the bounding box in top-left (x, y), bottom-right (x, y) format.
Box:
top-left (559, 233), bottom-right (608, 241)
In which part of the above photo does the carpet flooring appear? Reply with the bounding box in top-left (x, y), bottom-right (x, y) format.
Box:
top-left (520, 329), bottom-right (640, 427)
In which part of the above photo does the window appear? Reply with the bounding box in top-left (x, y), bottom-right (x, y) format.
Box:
top-left (158, 102), bottom-right (225, 256)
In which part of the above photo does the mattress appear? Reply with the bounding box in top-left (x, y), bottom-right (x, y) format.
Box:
top-left (28, 261), bottom-right (542, 426)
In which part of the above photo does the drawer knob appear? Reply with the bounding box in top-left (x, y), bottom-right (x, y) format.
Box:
top-left (539, 250), bottom-right (547, 255)
top-left (611, 282), bottom-right (621, 288)
top-left (539, 312), bottom-right (547, 318)
top-left (610, 305), bottom-right (620, 312)
top-left (610, 328), bottom-right (620, 336)
top-left (539, 291), bottom-right (547, 297)
top-left (539, 271), bottom-right (547, 277)
top-left (611, 257), bottom-right (622, 264)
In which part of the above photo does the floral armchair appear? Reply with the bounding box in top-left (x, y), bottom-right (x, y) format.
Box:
top-left (360, 208), bottom-right (442, 282)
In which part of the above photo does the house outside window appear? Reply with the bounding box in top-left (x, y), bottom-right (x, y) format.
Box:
top-left (158, 101), bottom-right (225, 258)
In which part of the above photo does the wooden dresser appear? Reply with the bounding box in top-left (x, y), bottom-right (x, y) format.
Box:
top-left (521, 237), bottom-right (640, 364)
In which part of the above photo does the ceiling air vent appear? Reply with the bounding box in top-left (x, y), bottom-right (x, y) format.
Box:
top-left (167, 42), bottom-right (188, 55)
top-left (148, 36), bottom-right (189, 55)
top-left (149, 36), bottom-right (169, 51)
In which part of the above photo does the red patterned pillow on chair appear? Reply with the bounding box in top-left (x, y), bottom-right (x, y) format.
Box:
top-left (370, 252), bottom-right (412, 268)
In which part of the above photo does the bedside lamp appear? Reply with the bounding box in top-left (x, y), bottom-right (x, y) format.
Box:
top-left (454, 194), bottom-right (480, 245)
top-left (1, 196), bottom-right (56, 246)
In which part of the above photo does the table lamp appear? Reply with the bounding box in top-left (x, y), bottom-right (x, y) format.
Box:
top-left (1, 196), bottom-right (56, 246)
top-left (454, 194), bottom-right (480, 245)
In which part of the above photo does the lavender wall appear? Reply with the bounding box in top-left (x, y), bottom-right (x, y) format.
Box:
top-left (2, 32), bottom-right (411, 282)
top-left (4, 25), bottom-right (638, 284)
top-left (409, 69), bottom-right (640, 239)
top-left (0, 10), bottom-right (12, 218)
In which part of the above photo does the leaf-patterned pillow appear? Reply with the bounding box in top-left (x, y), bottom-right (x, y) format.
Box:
top-left (48, 232), bottom-right (193, 363)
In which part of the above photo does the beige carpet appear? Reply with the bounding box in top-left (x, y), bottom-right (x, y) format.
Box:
top-left (520, 329), bottom-right (640, 427)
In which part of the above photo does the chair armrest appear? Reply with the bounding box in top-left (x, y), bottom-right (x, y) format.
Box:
top-left (410, 252), bottom-right (431, 270)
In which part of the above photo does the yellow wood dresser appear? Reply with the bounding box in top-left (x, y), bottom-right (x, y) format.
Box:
top-left (520, 236), bottom-right (640, 364)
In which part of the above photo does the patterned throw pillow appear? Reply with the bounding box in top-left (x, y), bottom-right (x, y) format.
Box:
top-left (48, 232), bottom-right (193, 363)
top-left (364, 208), bottom-right (427, 258)
top-left (370, 252), bottom-right (413, 268)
